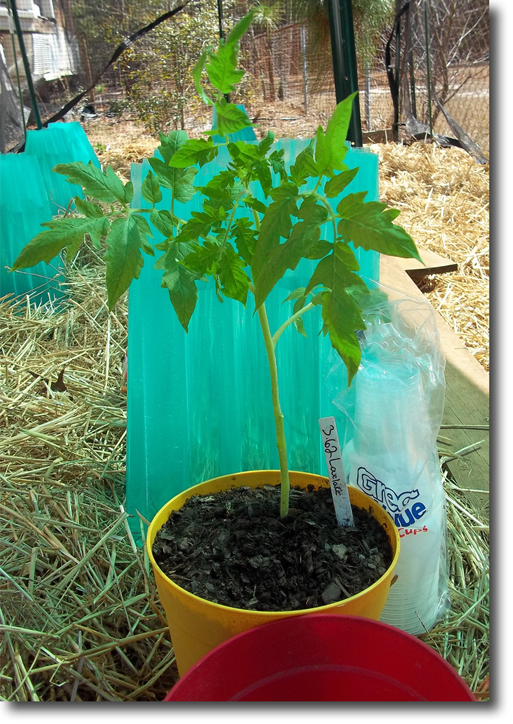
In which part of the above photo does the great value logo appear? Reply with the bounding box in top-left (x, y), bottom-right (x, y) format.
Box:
top-left (356, 466), bottom-right (427, 527)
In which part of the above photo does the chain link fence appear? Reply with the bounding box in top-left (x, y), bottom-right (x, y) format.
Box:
top-left (1, 1), bottom-right (488, 158)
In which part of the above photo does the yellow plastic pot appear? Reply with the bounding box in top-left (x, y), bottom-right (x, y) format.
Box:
top-left (147, 470), bottom-right (400, 677)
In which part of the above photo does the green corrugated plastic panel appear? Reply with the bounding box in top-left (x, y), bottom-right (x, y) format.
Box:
top-left (126, 138), bottom-right (380, 530)
top-left (0, 152), bottom-right (65, 303)
top-left (1, 122), bottom-right (100, 303)
top-left (24, 122), bottom-right (100, 213)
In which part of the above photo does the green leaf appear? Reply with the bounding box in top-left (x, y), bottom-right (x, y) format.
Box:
top-left (243, 195), bottom-right (267, 215)
top-left (68, 216), bottom-right (110, 258)
top-left (204, 11), bottom-right (256, 96)
top-left (155, 244), bottom-right (199, 332)
top-left (306, 239), bottom-right (333, 260)
top-left (104, 216), bottom-right (145, 310)
top-left (306, 242), bottom-right (369, 384)
top-left (305, 240), bottom-right (365, 296)
top-left (228, 140), bottom-right (258, 161)
top-left (174, 212), bottom-right (215, 244)
top-left (231, 218), bottom-right (257, 265)
top-left (321, 289), bottom-right (365, 386)
top-left (336, 191), bottom-right (368, 216)
top-left (206, 43), bottom-right (244, 95)
top-left (251, 183), bottom-right (300, 283)
top-left (314, 93), bottom-right (356, 178)
top-left (147, 157), bottom-right (197, 202)
top-left (193, 48), bottom-right (213, 105)
top-left (172, 167), bottom-right (198, 204)
top-left (200, 169), bottom-right (238, 193)
top-left (283, 286), bottom-right (307, 303)
top-left (218, 244), bottom-right (250, 304)
top-left (132, 213), bottom-right (154, 242)
top-left (157, 130), bottom-right (189, 165)
top-left (338, 203), bottom-right (422, 260)
top-left (324, 167), bottom-right (358, 198)
top-left (213, 99), bottom-right (252, 136)
top-left (182, 240), bottom-right (221, 275)
top-left (254, 198), bottom-right (327, 309)
top-left (292, 294), bottom-right (309, 338)
top-left (121, 179), bottom-right (134, 205)
top-left (150, 209), bottom-right (180, 238)
top-left (53, 161), bottom-right (129, 204)
top-left (74, 197), bottom-right (104, 218)
top-left (258, 132), bottom-right (275, 156)
top-left (167, 138), bottom-right (217, 168)
top-left (11, 216), bottom-right (108, 270)
top-left (382, 207), bottom-right (401, 222)
top-left (289, 142), bottom-right (318, 187)
top-left (225, 10), bottom-right (256, 46)
top-left (86, 216), bottom-right (110, 250)
top-left (141, 171), bottom-right (162, 205)
top-left (255, 161), bottom-right (273, 198)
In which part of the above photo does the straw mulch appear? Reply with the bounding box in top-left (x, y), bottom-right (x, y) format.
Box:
top-left (0, 137), bottom-right (489, 701)
top-left (0, 251), bottom-right (177, 701)
top-left (373, 141), bottom-right (489, 372)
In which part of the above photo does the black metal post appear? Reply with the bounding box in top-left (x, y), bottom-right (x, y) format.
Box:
top-left (7, 0), bottom-right (42, 129)
top-left (326, 0), bottom-right (362, 146)
top-left (217, 0), bottom-right (225, 40)
top-left (217, 0), bottom-right (230, 103)
top-left (424, 0), bottom-right (433, 137)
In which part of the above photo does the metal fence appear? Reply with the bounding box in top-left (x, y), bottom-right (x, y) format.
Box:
top-left (389, 0), bottom-right (489, 157)
top-left (1, 0), bottom-right (489, 158)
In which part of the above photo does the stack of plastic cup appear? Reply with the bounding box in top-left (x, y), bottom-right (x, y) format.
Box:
top-left (344, 359), bottom-right (446, 635)
top-left (379, 494), bottom-right (445, 634)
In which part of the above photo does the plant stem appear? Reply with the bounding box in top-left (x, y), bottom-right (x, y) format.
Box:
top-left (254, 294), bottom-right (290, 518)
top-left (272, 302), bottom-right (315, 347)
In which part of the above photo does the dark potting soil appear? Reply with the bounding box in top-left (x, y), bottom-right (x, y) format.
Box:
top-left (152, 483), bottom-right (393, 612)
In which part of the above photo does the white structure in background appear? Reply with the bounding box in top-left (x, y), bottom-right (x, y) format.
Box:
top-left (0, 0), bottom-right (80, 84)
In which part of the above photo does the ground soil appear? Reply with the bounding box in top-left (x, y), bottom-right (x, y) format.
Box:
top-left (152, 483), bottom-right (393, 612)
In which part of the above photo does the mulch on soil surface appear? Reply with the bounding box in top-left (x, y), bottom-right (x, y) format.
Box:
top-left (153, 484), bottom-right (392, 612)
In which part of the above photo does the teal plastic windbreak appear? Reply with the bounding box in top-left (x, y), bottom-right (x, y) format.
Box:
top-left (126, 137), bottom-right (380, 530)
top-left (0, 152), bottom-right (65, 304)
top-left (1, 122), bottom-right (100, 303)
top-left (24, 122), bottom-right (100, 213)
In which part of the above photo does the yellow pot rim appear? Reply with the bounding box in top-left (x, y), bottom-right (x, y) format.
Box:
top-left (146, 470), bottom-right (401, 617)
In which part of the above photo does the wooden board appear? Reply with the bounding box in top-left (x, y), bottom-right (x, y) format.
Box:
top-left (395, 247), bottom-right (459, 277)
top-left (380, 255), bottom-right (489, 519)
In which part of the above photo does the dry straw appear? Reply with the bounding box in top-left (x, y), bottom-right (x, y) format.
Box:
top-left (374, 142), bottom-right (489, 372)
top-left (0, 140), bottom-right (488, 701)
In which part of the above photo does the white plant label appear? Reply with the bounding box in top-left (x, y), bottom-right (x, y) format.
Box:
top-left (319, 416), bottom-right (354, 527)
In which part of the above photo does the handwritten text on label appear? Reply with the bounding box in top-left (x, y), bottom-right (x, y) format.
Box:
top-left (319, 416), bottom-right (354, 527)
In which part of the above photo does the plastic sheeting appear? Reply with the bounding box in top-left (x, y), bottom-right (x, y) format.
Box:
top-left (125, 138), bottom-right (380, 531)
top-left (24, 122), bottom-right (100, 213)
top-left (0, 152), bottom-right (65, 303)
top-left (0, 122), bottom-right (99, 302)
top-left (324, 285), bottom-right (448, 634)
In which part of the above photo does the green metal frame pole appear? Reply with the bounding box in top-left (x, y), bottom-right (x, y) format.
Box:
top-left (7, 0), bottom-right (43, 130)
top-left (327, 0), bottom-right (362, 146)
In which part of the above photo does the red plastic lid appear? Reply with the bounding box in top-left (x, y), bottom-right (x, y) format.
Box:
top-left (164, 614), bottom-right (476, 701)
